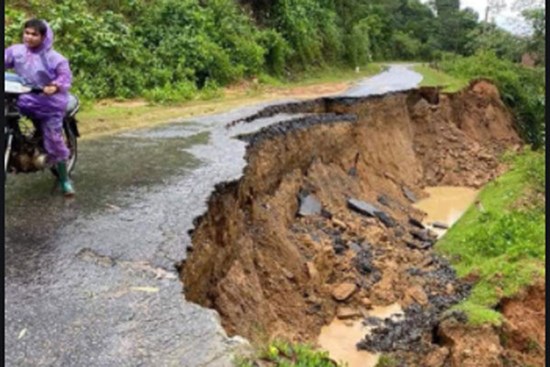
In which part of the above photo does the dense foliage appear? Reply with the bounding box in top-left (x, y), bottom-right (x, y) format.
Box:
top-left (5, 0), bottom-right (545, 105)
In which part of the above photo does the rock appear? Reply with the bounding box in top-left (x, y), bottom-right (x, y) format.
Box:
top-left (281, 268), bottom-right (295, 280)
top-left (409, 217), bottom-right (425, 229)
top-left (478, 152), bottom-right (493, 161)
top-left (302, 235), bottom-right (321, 251)
top-left (349, 242), bottom-right (362, 254)
top-left (360, 240), bottom-right (371, 250)
top-left (410, 229), bottom-right (436, 243)
top-left (298, 194), bottom-right (322, 216)
top-left (421, 241), bottom-right (433, 249)
top-left (332, 218), bottom-right (348, 230)
top-left (424, 347), bottom-right (450, 367)
top-left (404, 285), bottom-right (428, 306)
top-left (394, 227), bottom-right (405, 237)
top-left (377, 195), bottom-right (391, 207)
top-left (306, 262), bottom-right (318, 281)
top-left (446, 283), bottom-right (455, 295)
top-left (336, 307), bottom-right (362, 320)
top-left (375, 211), bottom-right (396, 228)
top-left (332, 235), bottom-right (348, 255)
top-left (347, 199), bottom-right (378, 217)
top-left (333, 244), bottom-right (346, 255)
top-left (420, 257), bottom-right (434, 268)
top-left (432, 221), bottom-right (449, 229)
top-left (402, 186), bottom-right (417, 203)
top-left (404, 238), bottom-right (432, 250)
top-left (363, 316), bottom-right (382, 326)
top-left (332, 283), bottom-right (357, 301)
top-left (384, 172), bottom-right (396, 181)
top-left (354, 249), bottom-right (374, 275)
top-left (361, 297), bottom-right (373, 309)
top-left (347, 198), bottom-right (394, 227)
top-left (321, 208), bottom-right (333, 219)
top-left (363, 218), bottom-right (378, 226)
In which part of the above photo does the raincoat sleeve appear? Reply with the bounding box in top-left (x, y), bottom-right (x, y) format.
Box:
top-left (50, 59), bottom-right (72, 93)
top-left (4, 46), bottom-right (15, 69)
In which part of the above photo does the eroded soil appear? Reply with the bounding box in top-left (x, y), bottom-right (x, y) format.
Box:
top-left (180, 80), bottom-right (541, 366)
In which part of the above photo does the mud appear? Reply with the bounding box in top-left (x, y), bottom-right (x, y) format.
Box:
top-left (181, 80), bottom-right (522, 361)
top-left (500, 282), bottom-right (546, 367)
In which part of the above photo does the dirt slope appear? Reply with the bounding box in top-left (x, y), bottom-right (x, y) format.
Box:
top-left (181, 80), bottom-right (525, 365)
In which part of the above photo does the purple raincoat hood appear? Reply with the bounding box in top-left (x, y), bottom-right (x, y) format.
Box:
top-left (25, 20), bottom-right (54, 54)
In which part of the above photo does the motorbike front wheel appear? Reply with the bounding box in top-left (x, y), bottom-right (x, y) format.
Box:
top-left (50, 123), bottom-right (78, 178)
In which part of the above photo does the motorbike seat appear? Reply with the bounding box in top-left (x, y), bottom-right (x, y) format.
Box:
top-left (66, 94), bottom-right (80, 118)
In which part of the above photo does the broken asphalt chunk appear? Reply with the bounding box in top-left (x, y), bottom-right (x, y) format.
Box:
top-left (298, 194), bottom-right (322, 216)
top-left (402, 186), bottom-right (417, 203)
top-left (347, 198), bottom-right (395, 227)
top-left (347, 198), bottom-right (378, 217)
top-left (404, 239), bottom-right (433, 250)
top-left (375, 211), bottom-right (396, 228)
top-left (410, 229), bottom-right (437, 242)
top-left (432, 221), bottom-right (449, 229)
top-left (409, 217), bottom-right (425, 229)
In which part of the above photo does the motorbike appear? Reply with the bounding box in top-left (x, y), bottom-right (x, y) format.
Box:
top-left (4, 72), bottom-right (80, 182)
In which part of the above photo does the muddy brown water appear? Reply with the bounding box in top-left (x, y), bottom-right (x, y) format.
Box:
top-left (414, 186), bottom-right (479, 237)
top-left (318, 304), bottom-right (404, 367)
top-left (316, 187), bottom-right (478, 366)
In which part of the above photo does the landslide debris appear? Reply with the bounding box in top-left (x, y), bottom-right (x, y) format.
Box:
top-left (181, 80), bottom-right (523, 364)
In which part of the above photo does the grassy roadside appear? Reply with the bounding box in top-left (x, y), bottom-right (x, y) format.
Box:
top-left (412, 64), bottom-right (469, 92)
top-left (77, 64), bottom-right (385, 140)
top-left (436, 149), bottom-right (545, 325)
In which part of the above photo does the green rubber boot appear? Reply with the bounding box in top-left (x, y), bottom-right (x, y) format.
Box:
top-left (56, 161), bottom-right (75, 197)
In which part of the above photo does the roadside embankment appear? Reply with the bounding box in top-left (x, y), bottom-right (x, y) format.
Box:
top-left (181, 80), bottom-right (537, 366)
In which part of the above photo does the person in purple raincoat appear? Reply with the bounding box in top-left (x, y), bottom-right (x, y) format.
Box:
top-left (5, 18), bottom-right (75, 196)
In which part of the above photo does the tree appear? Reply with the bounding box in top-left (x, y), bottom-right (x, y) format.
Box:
top-left (521, 7), bottom-right (545, 64)
top-left (466, 24), bottom-right (526, 61)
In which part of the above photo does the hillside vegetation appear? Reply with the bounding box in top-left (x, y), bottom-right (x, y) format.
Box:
top-left (5, 1), bottom-right (545, 146)
top-left (5, 0), bottom-right (542, 99)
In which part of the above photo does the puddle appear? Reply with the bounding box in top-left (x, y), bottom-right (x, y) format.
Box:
top-left (414, 186), bottom-right (479, 237)
top-left (317, 304), bottom-right (404, 367)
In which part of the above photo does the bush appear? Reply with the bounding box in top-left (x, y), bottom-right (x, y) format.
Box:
top-left (6, 0), bottom-right (269, 100)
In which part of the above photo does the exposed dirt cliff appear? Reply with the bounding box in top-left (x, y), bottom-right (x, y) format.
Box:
top-left (181, 80), bottom-right (525, 365)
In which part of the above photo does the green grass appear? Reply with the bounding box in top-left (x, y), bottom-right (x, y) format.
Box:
top-left (436, 150), bottom-right (545, 325)
top-left (375, 355), bottom-right (398, 367)
top-left (412, 64), bottom-right (469, 92)
top-left (266, 63), bottom-right (386, 87)
top-left (77, 64), bottom-right (386, 139)
top-left (235, 340), bottom-right (345, 367)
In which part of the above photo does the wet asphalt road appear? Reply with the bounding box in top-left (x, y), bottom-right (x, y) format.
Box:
top-left (4, 65), bottom-right (422, 366)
